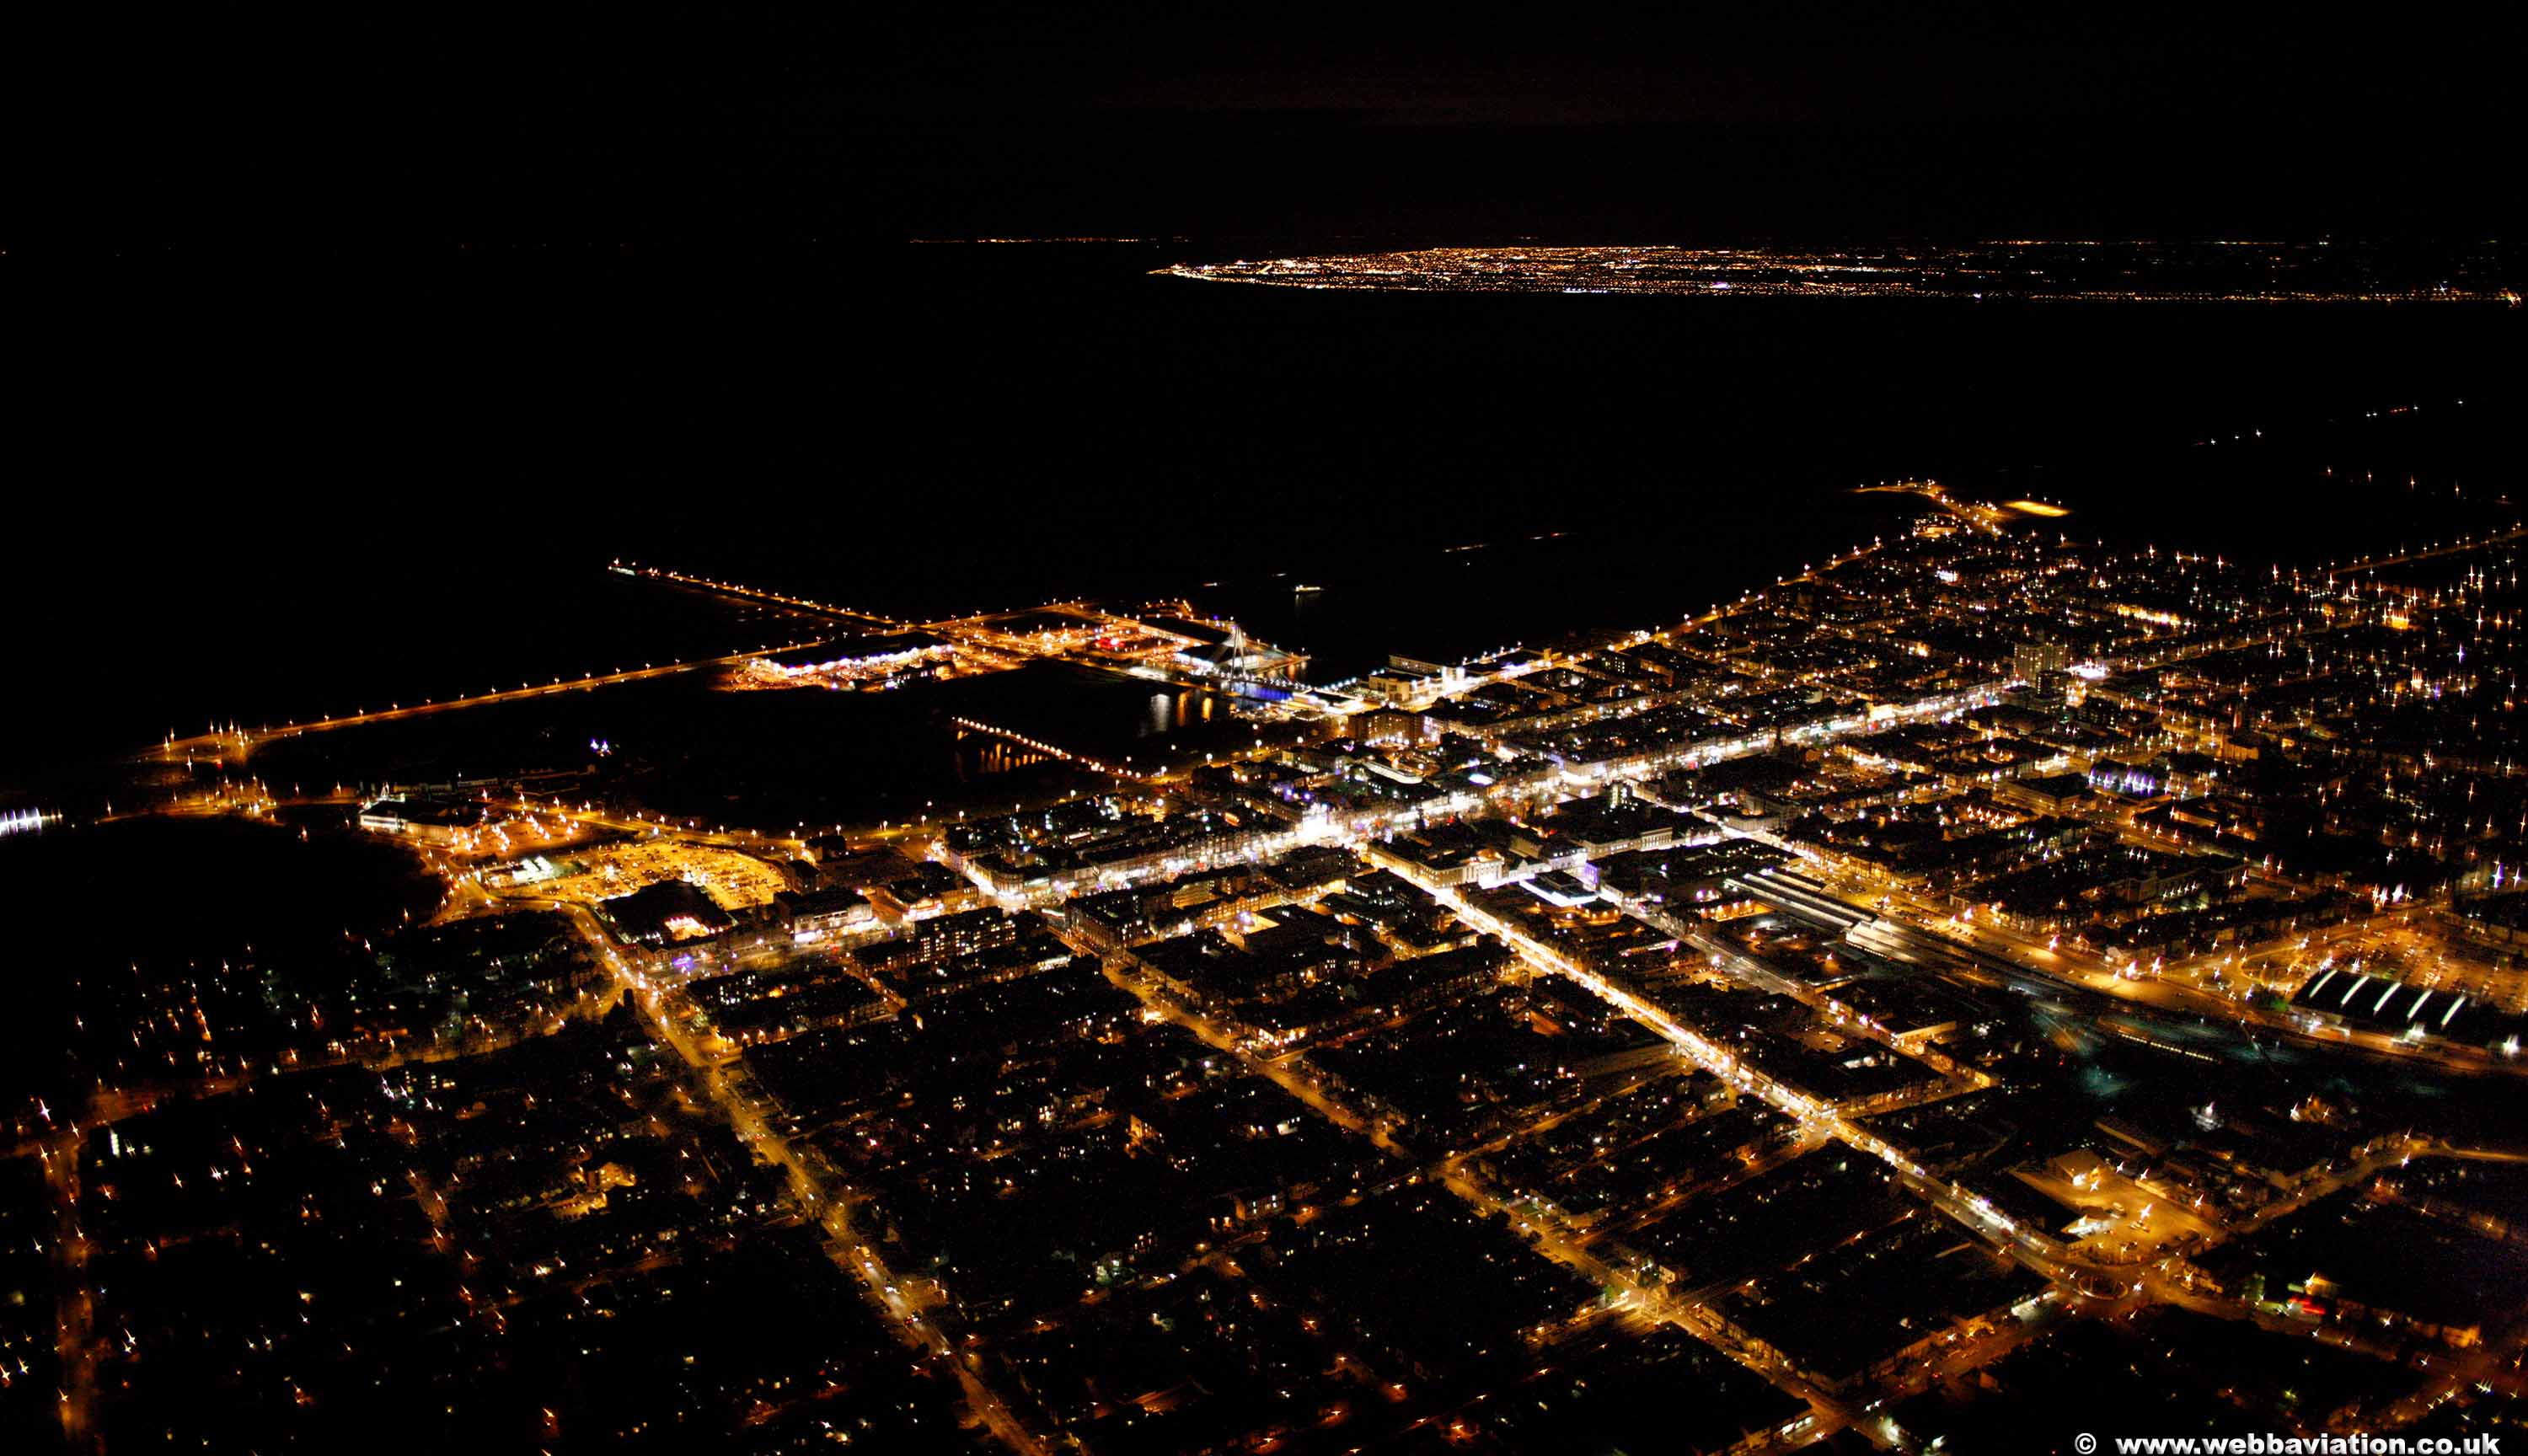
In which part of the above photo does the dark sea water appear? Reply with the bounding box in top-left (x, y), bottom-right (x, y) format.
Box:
top-left (10, 239), bottom-right (2519, 779)
top-left (646, 243), bottom-right (2515, 680)
top-left (218, 661), bottom-right (1251, 832)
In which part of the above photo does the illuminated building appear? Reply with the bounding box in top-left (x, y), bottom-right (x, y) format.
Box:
top-left (356, 796), bottom-right (481, 845)
top-left (743, 631), bottom-right (954, 688)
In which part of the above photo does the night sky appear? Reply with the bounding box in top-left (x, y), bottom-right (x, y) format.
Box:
top-left (35, 4), bottom-right (2523, 249)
